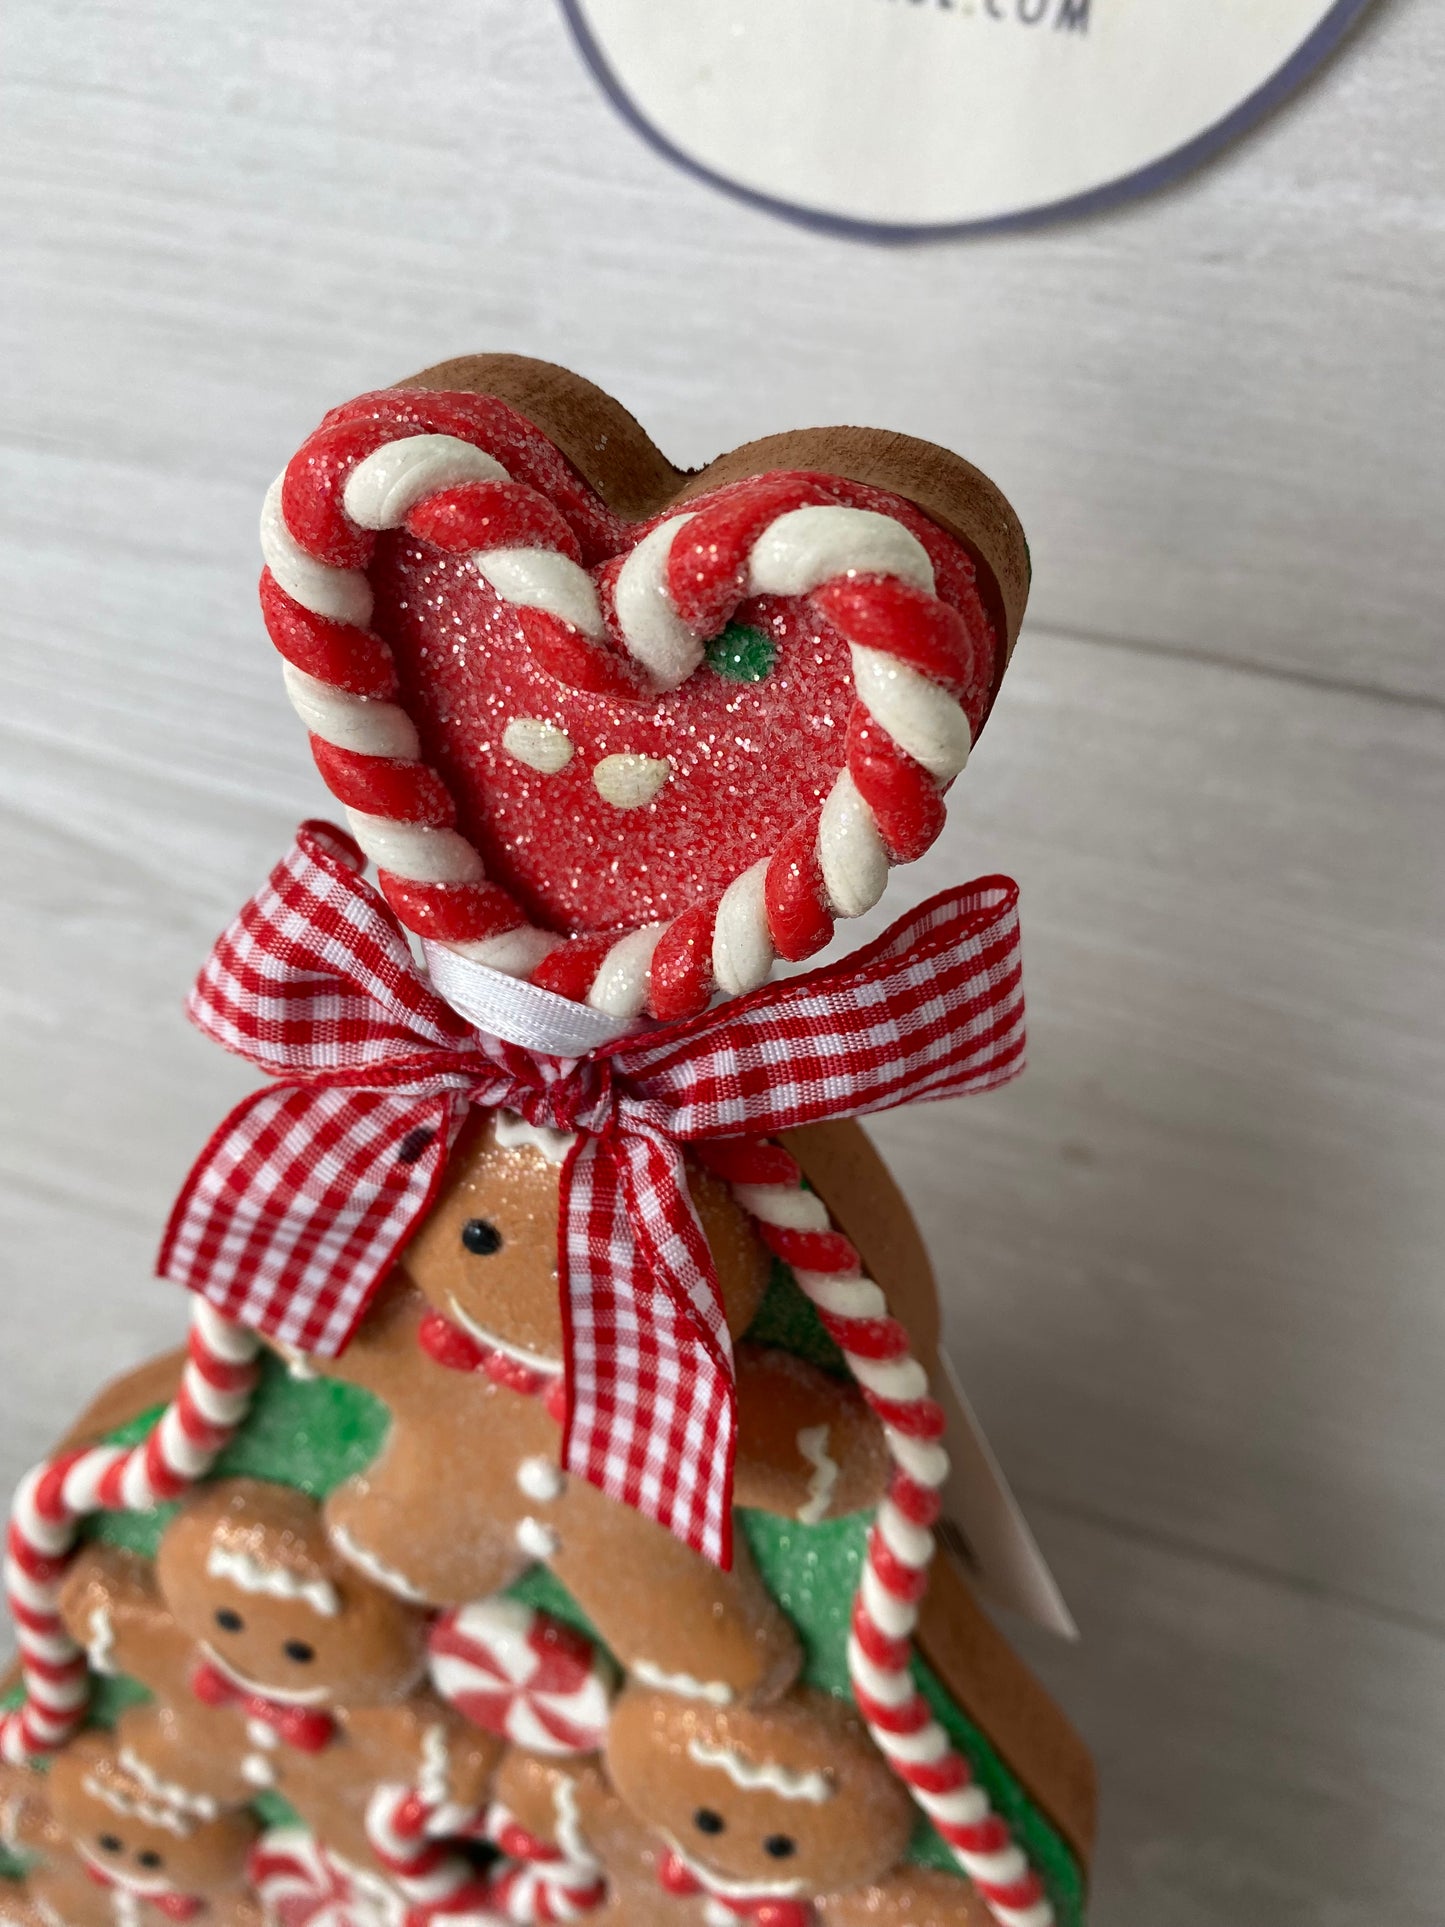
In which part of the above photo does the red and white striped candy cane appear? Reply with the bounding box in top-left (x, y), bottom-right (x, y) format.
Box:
top-left (363, 1782), bottom-right (495, 1919)
top-left (695, 1138), bottom-right (1054, 1927)
top-left (1, 1301), bottom-right (261, 1765)
top-left (260, 389), bottom-right (995, 1021)
top-left (483, 1807), bottom-right (605, 1924)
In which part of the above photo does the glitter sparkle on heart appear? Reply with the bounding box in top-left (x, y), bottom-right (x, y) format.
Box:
top-left (373, 536), bottom-right (858, 935)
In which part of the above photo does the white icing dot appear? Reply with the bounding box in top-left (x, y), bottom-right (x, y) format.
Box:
top-left (591, 753), bottom-right (670, 809)
top-left (503, 717), bottom-right (575, 775)
top-left (241, 1754), bottom-right (275, 1788)
top-left (516, 1516), bottom-right (561, 1561)
top-left (516, 1456), bottom-right (566, 1503)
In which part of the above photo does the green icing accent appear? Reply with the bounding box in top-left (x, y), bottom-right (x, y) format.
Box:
top-left (739, 1509), bottom-right (1084, 1926)
top-left (0, 1846), bottom-right (29, 1881)
top-left (25, 1290), bottom-right (1082, 1923)
top-left (704, 621), bottom-right (775, 682)
top-left (743, 1260), bottom-right (849, 1377)
top-left (251, 1789), bottom-right (302, 1831)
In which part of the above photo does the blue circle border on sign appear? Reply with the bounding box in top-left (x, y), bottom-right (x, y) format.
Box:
top-left (559, 0), bottom-right (1380, 242)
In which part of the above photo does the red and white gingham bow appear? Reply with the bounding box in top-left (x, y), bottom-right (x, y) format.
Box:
top-left (160, 822), bottom-right (1025, 1566)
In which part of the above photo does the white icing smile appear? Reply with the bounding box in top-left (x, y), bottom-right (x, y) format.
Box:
top-left (446, 1295), bottom-right (562, 1375)
top-left (77, 1845), bottom-right (182, 1899)
top-left (662, 1836), bottom-right (806, 1902)
top-left (200, 1644), bottom-right (332, 1706)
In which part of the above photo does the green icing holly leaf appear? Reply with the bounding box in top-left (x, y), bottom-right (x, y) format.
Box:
top-left (743, 1260), bottom-right (850, 1377)
top-left (705, 621), bottom-right (775, 682)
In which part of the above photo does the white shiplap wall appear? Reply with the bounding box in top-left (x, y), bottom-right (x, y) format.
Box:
top-left (1, 3), bottom-right (1442, 1922)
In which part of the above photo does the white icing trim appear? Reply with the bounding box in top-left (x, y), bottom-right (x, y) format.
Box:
top-left (343, 435), bottom-right (510, 531)
top-left (80, 1776), bottom-right (193, 1838)
top-left (446, 1295), bottom-right (563, 1376)
top-left (516, 1456), bottom-right (566, 1503)
top-left (686, 1737), bottom-right (833, 1805)
top-left (553, 1774), bottom-right (600, 1876)
top-left (116, 1748), bottom-right (218, 1820)
top-left (87, 1603), bottom-right (117, 1676)
top-left (515, 1516), bottom-right (561, 1561)
top-left (473, 549), bottom-right (606, 638)
top-left (327, 1519), bottom-right (432, 1605)
top-left (343, 811), bottom-right (485, 886)
top-left (795, 1425), bottom-right (840, 1526)
top-left (731, 1183), bottom-right (830, 1234)
top-left (590, 752), bottom-right (670, 810)
top-left (747, 506), bottom-right (934, 600)
top-left (818, 769), bottom-right (889, 920)
top-left (610, 515), bottom-right (704, 690)
top-left (712, 859), bottom-right (774, 998)
top-left (206, 1544), bottom-right (339, 1618)
top-left (445, 925), bottom-right (562, 978)
top-left (261, 477), bottom-right (374, 627)
top-left (281, 665), bottom-right (419, 759)
top-left (850, 644), bottom-right (971, 784)
top-left (585, 923), bottom-right (665, 1020)
top-left (630, 1661), bottom-right (732, 1706)
top-left (494, 1108), bottom-right (578, 1165)
top-left (417, 1724), bottom-right (451, 1808)
top-left (502, 717), bottom-right (575, 775)
top-left (846, 1353), bottom-right (930, 1404)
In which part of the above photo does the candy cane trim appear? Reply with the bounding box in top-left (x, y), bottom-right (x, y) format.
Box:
top-left (0, 1302), bottom-right (261, 1765)
top-left (707, 1144), bottom-right (1057, 1927)
top-left (262, 394), bottom-right (991, 1022)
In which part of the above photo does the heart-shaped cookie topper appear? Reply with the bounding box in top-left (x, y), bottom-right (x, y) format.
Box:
top-left (259, 356), bottom-right (1028, 1022)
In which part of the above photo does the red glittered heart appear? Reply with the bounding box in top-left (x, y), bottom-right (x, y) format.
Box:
top-left (259, 358), bottom-right (1028, 1019)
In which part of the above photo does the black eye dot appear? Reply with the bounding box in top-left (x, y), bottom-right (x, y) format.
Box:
top-left (763, 1834), bottom-right (796, 1859)
top-left (397, 1127), bottom-right (435, 1165)
top-left (461, 1218), bottom-right (503, 1256)
top-left (283, 1639), bottom-right (316, 1664)
top-left (214, 1608), bottom-right (244, 1634)
top-left (137, 1850), bottom-right (164, 1871)
top-left (693, 1809), bottom-right (725, 1836)
top-left (98, 1835), bottom-right (123, 1855)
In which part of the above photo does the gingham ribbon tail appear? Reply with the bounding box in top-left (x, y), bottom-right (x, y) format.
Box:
top-left (160, 822), bottom-right (1026, 1565)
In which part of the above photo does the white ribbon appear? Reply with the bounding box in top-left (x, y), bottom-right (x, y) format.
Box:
top-left (422, 941), bottom-right (645, 1057)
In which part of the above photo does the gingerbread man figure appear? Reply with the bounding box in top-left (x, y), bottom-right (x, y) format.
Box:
top-left (35, 1736), bottom-right (260, 1927)
top-left (61, 1480), bottom-right (500, 1890)
top-left (603, 1682), bottom-right (916, 1925)
top-left (306, 1109), bottom-right (886, 1707)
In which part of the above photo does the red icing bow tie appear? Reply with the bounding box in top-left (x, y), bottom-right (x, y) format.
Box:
top-left (161, 822), bottom-right (1024, 1566)
top-left (189, 1658), bottom-right (336, 1752)
top-left (658, 1850), bottom-right (814, 1926)
top-left (84, 1863), bottom-right (204, 1919)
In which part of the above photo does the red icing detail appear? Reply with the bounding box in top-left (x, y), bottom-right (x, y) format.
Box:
top-left (531, 933), bottom-right (616, 1002)
top-left (260, 572), bottom-right (399, 695)
top-left (375, 872), bottom-right (527, 944)
top-left (310, 738), bottom-right (455, 826)
top-left (406, 479), bottom-right (583, 563)
top-left (691, 1139), bottom-right (800, 1188)
top-left (419, 1309), bottom-right (488, 1373)
top-left (189, 1660), bottom-right (336, 1752)
top-left (812, 576), bottom-right (977, 698)
top-left (830, 1316), bottom-right (911, 1363)
top-left (853, 1391), bottom-right (947, 1441)
top-left (665, 476), bottom-right (838, 633)
top-left (764, 815), bottom-right (831, 962)
top-left (845, 710), bottom-right (945, 864)
top-left (656, 1852), bottom-right (700, 1898)
top-left (647, 901), bottom-right (719, 1021)
top-left (756, 1224), bottom-right (858, 1274)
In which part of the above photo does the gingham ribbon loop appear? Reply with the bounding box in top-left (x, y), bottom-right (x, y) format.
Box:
top-left (160, 822), bottom-right (1026, 1566)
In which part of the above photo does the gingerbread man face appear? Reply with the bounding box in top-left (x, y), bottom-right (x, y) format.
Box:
top-left (46, 1737), bottom-right (256, 1901)
top-left (155, 1479), bottom-right (428, 1707)
top-left (605, 1686), bottom-right (915, 1901)
top-left (402, 1109), bottom-right (769, 1369)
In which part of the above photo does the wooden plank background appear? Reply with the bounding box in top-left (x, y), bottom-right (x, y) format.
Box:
top-left (1, 1), bottom-right (1442, 1920)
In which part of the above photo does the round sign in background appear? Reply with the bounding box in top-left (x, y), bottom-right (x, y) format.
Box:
top-left (562, 0), bottom-right (1378, 238)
